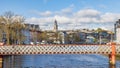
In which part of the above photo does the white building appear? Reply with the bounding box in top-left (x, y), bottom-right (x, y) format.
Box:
top-left (116, 28), bottom-right (120, 44)
top-left (60, 31), bottom-right (67, 44)
top-left (115, 20), bottom-right (120, 44)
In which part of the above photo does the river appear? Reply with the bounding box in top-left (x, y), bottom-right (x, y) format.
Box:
top-left (3, 54), bottom-right (120, 68)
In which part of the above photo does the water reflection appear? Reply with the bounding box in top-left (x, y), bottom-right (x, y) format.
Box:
top-left (21, 54), bottom-right (109, 68)
top-left (109, 65), bottom-right (116, 68)
top-left (3, 54), bottom-right (120, 68)
top-left (21, 65), bottom-right (116, 68)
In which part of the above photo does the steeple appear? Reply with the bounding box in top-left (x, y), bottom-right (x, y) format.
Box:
top-left (53, 19), bottom-right (58, 32)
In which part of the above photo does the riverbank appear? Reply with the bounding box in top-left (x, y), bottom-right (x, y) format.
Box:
top-left (103, 54), bottom-right (120, 61)
top-left (116, 54), bottom-right (120, 60)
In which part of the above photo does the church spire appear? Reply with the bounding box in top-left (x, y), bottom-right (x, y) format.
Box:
top-left (53, 19), bottom-right (58, 32)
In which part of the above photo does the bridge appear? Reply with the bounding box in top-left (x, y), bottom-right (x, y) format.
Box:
top-left (0, 42), bottom-right (118, 67)
top-left (0, 44), bottom-right (119, 55)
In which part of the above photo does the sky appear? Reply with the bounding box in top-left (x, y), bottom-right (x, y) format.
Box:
top-left (0, 0), bottom-right (120, 31)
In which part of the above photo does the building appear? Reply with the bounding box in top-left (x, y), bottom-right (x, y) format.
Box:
top-left (53, 20), bottom-right (58, 32)
top-left (115, 19), bottom-right (120, 44)
top-left (41, 20), bottom-right (59, 44)
top-left (24, 24), bottom-right (41, 44)
top-left (86, 35), bottom-right (95, 44)
top-left (60, 31), bottom-right (68, 44)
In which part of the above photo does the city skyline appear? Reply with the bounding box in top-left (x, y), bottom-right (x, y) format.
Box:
top-left (0, 0), bottom-right (120, 31)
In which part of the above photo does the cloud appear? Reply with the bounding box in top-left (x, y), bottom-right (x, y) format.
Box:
top-left (61, 4), bottom-right (74, 14)
top-left (100, 13), bottom-right (120, 23)
top-left (31, 10), bottom-right (52, 17)
top-left (26, 17), bottom-right (53, 25)
top-left (26, 8), bottom-right (120, 31)
top-left (54, 15), bottom-right (70, 23)
top-left (74, 9), bottom-right (100, 18)
top-left (39, 11), bottom-right (52, 17)
top-left (54, 4), bottom-right (74, 16)
top-left (61, 7), bottom-right (72, 14)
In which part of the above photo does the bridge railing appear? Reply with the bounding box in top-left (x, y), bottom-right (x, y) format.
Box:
top-left (116, 45), bottom-right (120, 54)
top-left (0, 44), bottom-right (114, 55)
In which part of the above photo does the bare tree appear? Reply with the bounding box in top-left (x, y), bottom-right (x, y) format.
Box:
top-left (0, 11), bottom-right (26, 45)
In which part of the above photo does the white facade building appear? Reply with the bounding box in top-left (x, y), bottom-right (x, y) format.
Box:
top-left (116, 27), bottom-right (120, 44)
top-left (115, 20), bottom-right (120, 44)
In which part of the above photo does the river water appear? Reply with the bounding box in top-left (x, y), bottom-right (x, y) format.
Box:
top-left (3, 54), bottom-right (120, 68)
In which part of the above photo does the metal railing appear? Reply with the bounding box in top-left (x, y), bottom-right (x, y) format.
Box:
top-left (0, 44), bottom-right (117, 55)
